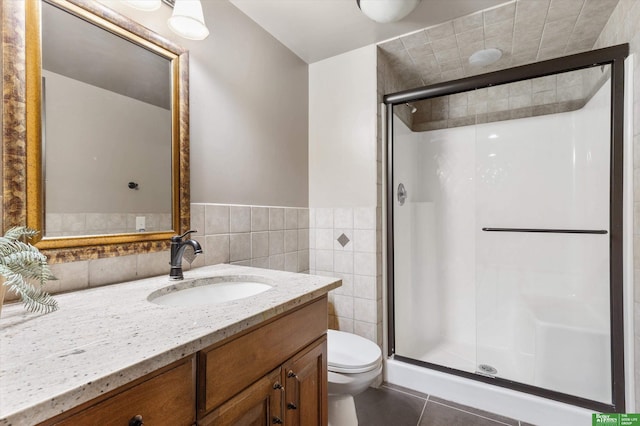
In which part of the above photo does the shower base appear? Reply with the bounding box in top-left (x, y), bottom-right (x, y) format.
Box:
top-left (399, 340), bottom-right (532, 384)
top-left (385, 358), bottom-right (593, 425)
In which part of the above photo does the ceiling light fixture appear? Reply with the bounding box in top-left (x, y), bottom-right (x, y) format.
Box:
top-left (123, 0), bottom-right (210, 41)
top-left (468, 48), bottom-right (502, 67)
top-left (168, 0), bottom-right (209, 40)
top-left (356, 0), bottom-right (422, 24)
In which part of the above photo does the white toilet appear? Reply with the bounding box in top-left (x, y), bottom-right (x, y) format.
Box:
top-left (327, 329), bottom-right (383, 426)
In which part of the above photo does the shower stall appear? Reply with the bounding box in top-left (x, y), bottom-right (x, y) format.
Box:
top-left (385, 45), bottom-right (629, 416)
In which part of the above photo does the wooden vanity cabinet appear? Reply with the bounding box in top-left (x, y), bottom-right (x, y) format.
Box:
top-left (39, 356), bottom-right (196, 426)
top-left (199, 368), bottom-right (284, 426)
top-left (37, 296), bottom-right (329, 426)
top-left (197, 297), bottom-right (328, 426)
top-left (282, 336), bottom-right (327, 426)
top-left (200, 336), bottom-right (327, 426)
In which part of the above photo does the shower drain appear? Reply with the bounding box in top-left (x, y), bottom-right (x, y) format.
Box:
top-left (477, 364), bottom-right (498, 376)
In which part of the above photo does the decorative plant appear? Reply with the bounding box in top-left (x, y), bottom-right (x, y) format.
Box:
top-left (0, 226), bottom-right (58, 314)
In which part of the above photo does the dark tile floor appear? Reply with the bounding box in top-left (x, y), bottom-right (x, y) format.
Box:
top-left (354, 383), bottom-right (536, 426)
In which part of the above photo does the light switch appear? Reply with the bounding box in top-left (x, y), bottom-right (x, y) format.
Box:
top-left (136, 216), bottom-right (146, 232)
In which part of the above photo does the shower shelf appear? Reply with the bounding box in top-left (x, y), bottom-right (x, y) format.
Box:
top-left (481, 228), bottom-right (608, 234)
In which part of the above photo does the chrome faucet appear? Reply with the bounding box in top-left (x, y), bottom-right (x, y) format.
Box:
top-left (169, 230), bottom-right (203, 280)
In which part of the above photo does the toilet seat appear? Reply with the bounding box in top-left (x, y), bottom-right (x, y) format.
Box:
top-left (327, 330), bottom-right (382, 374)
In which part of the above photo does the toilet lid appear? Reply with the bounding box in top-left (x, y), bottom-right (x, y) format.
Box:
top-left (327, 330), bottom-right (382, 374)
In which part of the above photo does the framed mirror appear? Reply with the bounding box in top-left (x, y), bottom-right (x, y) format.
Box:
top-left (2, 0), bottom-right (190, 262)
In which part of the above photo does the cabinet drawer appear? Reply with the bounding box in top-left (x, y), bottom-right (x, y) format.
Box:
top-left (198, 297), bottom-right (327, 416)
top-left (198, 368), bottom-right (283, 426)
top-left (45, 356), bottom-right (196, 426)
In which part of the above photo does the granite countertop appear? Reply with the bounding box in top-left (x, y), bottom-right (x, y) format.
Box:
top-left (0, 264), bottom-right (341, 425)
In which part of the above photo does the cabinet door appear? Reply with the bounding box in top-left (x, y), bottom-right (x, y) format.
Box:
top-left (199, 368), bottom-right (283, 426)
top-left (198, 298), bottom-right (327, 415)
top-left (283, 336), bottom-right (327, 426)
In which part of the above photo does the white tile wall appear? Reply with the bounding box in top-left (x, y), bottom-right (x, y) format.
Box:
top-left (310, 206), bottom-right (382, 345)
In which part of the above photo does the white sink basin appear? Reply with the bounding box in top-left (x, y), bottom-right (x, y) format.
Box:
top-left (149, 276), bottom-right (273, 307)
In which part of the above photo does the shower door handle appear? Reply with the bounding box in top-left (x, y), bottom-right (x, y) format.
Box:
top-left (397, 183), bottom-right (407, 206)
top-left (482, 228), bottom-right (608, 234)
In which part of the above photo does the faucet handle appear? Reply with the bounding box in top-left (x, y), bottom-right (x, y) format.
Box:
top-left (173, 229), bottom-right (198, 241)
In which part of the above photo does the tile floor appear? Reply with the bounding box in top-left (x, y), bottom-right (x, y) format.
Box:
top-left (354, 383), bottom-right (536, 426)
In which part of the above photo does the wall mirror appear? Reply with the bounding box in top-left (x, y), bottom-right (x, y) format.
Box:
top-left (2, 0), bottom-right (190, 262)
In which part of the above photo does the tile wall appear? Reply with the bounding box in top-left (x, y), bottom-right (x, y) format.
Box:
top-left (309, 207), bottom-right (383, 345)
top-left (4, 203), bottom-right (309, 301)
top-left (45, 212), bottom-right (171, 236)
top-left (6, 246), bottom-right (176, 299)
top-left (189, 204), bottom-right (310, 273)
top-left (408, 67), bottom-right (605, 131)
top-left (377, 0), bottom-right (618, 89)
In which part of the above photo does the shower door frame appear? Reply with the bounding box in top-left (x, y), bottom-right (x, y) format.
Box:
top-left (384, 44), bottom-right (629, 413)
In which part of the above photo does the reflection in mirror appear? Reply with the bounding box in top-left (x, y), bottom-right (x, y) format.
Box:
top-left (0, 0), bottom-right (192, 259)
top-left (41, 1), bottom-right (173, 238)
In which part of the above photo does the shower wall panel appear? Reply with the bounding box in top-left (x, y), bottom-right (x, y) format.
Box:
top-left (393, 77), bottom-right (613, 403)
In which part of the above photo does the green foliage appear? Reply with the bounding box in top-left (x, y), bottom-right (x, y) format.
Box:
top-left (0, 226), bottom-right (58, 314)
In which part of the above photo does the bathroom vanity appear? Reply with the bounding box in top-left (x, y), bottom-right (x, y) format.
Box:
top-left (0, 265), bottom-right (340, 425)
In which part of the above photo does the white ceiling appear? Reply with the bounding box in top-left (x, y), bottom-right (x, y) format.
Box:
top-left (229, 0), bottom-right (509, 63)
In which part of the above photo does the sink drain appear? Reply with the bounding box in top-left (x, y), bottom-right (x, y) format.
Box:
top-left (477, 364), bottom-right (498, 376)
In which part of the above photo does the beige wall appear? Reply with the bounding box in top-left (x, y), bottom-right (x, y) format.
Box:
top-left (3, 1), bottom-right (311, 297)
top-left (98, 0), bottom-right (309, 208)
top-left (308, 46), bottom-right (383, 345)
top-left (308, 45), bottom-right (378, 208)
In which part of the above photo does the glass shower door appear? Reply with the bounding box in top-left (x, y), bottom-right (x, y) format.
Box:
top-left (392, 63), bottom-right (616, 406)
top-left (474, 66), bottom-right (613, 404)
top-left (392, 92), bottom-right (478, 375)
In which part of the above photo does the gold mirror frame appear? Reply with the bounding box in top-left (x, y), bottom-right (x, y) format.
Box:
top-left (2, 0), bottom-right (190, 263)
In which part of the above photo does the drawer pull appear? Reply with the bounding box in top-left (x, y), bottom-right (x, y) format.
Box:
top-left (128, 414), bottom-right (143, 426)
top-left (287, 402), bottom-right (298, 410)
top-left (272, 416), bottom-right (284, 424)
top-left (287, 370), bottom-right (297, 378)
top-left (273, 382), bottom-right (284, 390)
